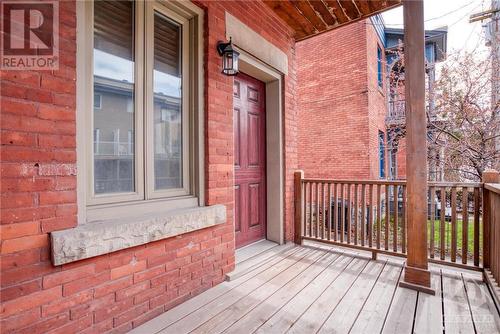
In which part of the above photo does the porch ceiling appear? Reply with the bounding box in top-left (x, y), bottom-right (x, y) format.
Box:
top-left (264, 0), bottom-right (402, 40)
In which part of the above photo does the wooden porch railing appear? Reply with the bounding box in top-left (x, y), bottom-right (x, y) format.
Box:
top-left (294, 171), bottom-right (499, 273)
top-left (482, 170), bottom-right (500, 306)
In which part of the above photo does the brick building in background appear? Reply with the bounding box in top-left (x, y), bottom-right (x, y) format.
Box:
top-left (297, 18), bottom-right (386, 180)
top-left (297, 15), bottom-right (447, 181)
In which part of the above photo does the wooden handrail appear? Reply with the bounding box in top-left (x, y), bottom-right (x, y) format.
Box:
top-left (302, 178), bottom-right (406, 185)
top-left (294, 172), bottom-right (488, 272)
top-left (484, 183), bottom-right (500, 195)
top-left (303, 178), bottom-right (482, 188)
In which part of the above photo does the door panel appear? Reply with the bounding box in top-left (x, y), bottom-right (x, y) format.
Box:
top-left (234, 108), bottom-right (241, 167)
top-left (249, 183), bottom-right (261, 227)
top-left (234, 185), bottom-right (241, 233)
top-left (247, 113), bottom-right (260, 166)
top-left (233, 73), bottom-right (266, 248)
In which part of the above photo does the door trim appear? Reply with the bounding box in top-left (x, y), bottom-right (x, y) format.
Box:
top-left (236, 49), bottom-right (284, 245)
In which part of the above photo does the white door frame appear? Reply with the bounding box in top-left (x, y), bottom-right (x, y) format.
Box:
top-left (225, 11), bottom-right (286, 245)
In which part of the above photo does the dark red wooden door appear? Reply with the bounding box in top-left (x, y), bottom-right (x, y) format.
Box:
top-left (233, 73), bottom-right (267, 248)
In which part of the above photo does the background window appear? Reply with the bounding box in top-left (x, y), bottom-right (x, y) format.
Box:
top-left (377, 46), bottom-right (383, 88)
top-left (93, 93), bottom-right (102, 109)
top-left (389, 149), bottom-right (397, 179)
top-left (379, 131), bottom-right (385, 178)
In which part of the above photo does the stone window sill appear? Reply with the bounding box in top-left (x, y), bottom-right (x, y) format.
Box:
top-left (50, 204), bottom-right (226, 266)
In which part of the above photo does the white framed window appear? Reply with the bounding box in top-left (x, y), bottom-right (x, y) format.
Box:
top-left (77, 0), bottom-right (204, 222)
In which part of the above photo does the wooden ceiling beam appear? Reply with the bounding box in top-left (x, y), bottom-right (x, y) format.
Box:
top-left (265, 0), bottom-right (402, 41)
top-left (353, 0), bottom-right (372, 15)
top-left (367, 0), bottom-right (385, 12)
top-left (323, 0), bottom-right (349, 24)
top-left (308, 0), bottom-right (337, 27)
top-left (338, 0), bottom-right (361, 20)
top-left (265, 0), bottom-right (317, 38)
top-left (291, 0), bottom-right (328, 31)
top-left (264, 1), bottom-right (308, 38)
top-left (278, 0), bottom-right (318, 35)
top-left (368, 0), bottom-right (399, 12)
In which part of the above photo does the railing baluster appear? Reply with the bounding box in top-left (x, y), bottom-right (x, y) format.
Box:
top-left (474, 187), bottom-right (480, 267)
top-left (368, 184), bottom-right (373, 248)
top-left (354, 184), bottom-right (359, 245)
top-left (327, 183), bottom-right (332, 241)
top-left (318, 183), bottom-right (321, 238)
top-left (402, 185), bottom-right (406, 254)
top-left (361, 184), bottom-right (366, 247)
top-left (309, 182), bottom-right (313, 238)
top-left (303, 181), bottom-right (307, 237)
top-left (393, 184), bottom-right (398, 252)
top-left (462, 187), bottom-right (469, 264)
top-left (430, 186), bottom-right (435, 258)
top-left (440, 187), bottom-right (446, 260)
top-left (322, 183), bottom-right (326, 239)
top-left (340, 183), bottom-right (345, 243)
top-left (314, 182), bottom-right (320, 238)
top-left (333, 183), bottom-right (338, 242)
top-left (377, 184), bottom-right (381, 250)
top-left (318, 183), bottom-right (322, 239)
top-left (347, 183), bottom-right (352, 244)
top-left (385, 184), bottom-right (390, 251)
top-left (451, 186), bottom-right (457, 262)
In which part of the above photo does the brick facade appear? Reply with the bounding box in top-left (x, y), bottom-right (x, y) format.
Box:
top-left (0, 1), bottom-right (297, 333)
top-left (396, 138), bottom-right (407, 179)
top-left (297, 20), bottom-right (389, 180)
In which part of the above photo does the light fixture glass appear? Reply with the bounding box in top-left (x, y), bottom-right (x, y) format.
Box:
top-left (217, 38), bottom-right (240, 76)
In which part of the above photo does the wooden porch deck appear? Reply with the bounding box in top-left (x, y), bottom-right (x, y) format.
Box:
top-left (131, 242), bottom-right (500, 334)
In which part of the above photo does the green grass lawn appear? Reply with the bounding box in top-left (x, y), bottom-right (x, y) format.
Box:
top-left (377, 216), bottom-right (481, 259)
top-left (427, 219), bottom-right (481, 256)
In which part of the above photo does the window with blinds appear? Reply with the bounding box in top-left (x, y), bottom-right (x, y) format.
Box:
top-left (87, 0), bottom-right (195, 207)
top-left (93, 0), bottom-right (135, 195)
top-left (154, 12), bottom-right (183, 191)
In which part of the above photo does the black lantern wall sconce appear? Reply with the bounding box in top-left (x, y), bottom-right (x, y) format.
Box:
top-left (217, 37), bottom-right (240, 76)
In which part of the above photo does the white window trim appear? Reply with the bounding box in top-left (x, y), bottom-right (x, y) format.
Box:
top-left (76, 0), bottom-right (205, 224)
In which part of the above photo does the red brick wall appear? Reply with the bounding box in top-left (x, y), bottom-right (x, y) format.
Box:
top-left (365, 22), bottom-right (389, 180)
top-left (0, 1), bottom-right (297, 333)
top-left (296, 20), bottom-right (387, 180)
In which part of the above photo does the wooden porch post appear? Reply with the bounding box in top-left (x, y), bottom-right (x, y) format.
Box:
top-left (399, 0), bottom-right (434, 294)
top-left (294, 170), bottom-right (304, 245)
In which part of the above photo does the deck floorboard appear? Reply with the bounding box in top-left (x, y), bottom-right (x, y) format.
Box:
top-left (348, 260), bottom-right (403, 334)
top-left (131, 244), bottom-right (500, 334)
top-left (254, 254), bottom-right (355, 333)
top-left (413, 269), bottom-right (443, 334)
top-left (317, 260), bottom-right (387, 333)
top-left (223, 250), bottom-right (342, 334)
top-left (442, 269), bottom-right (476, 333)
